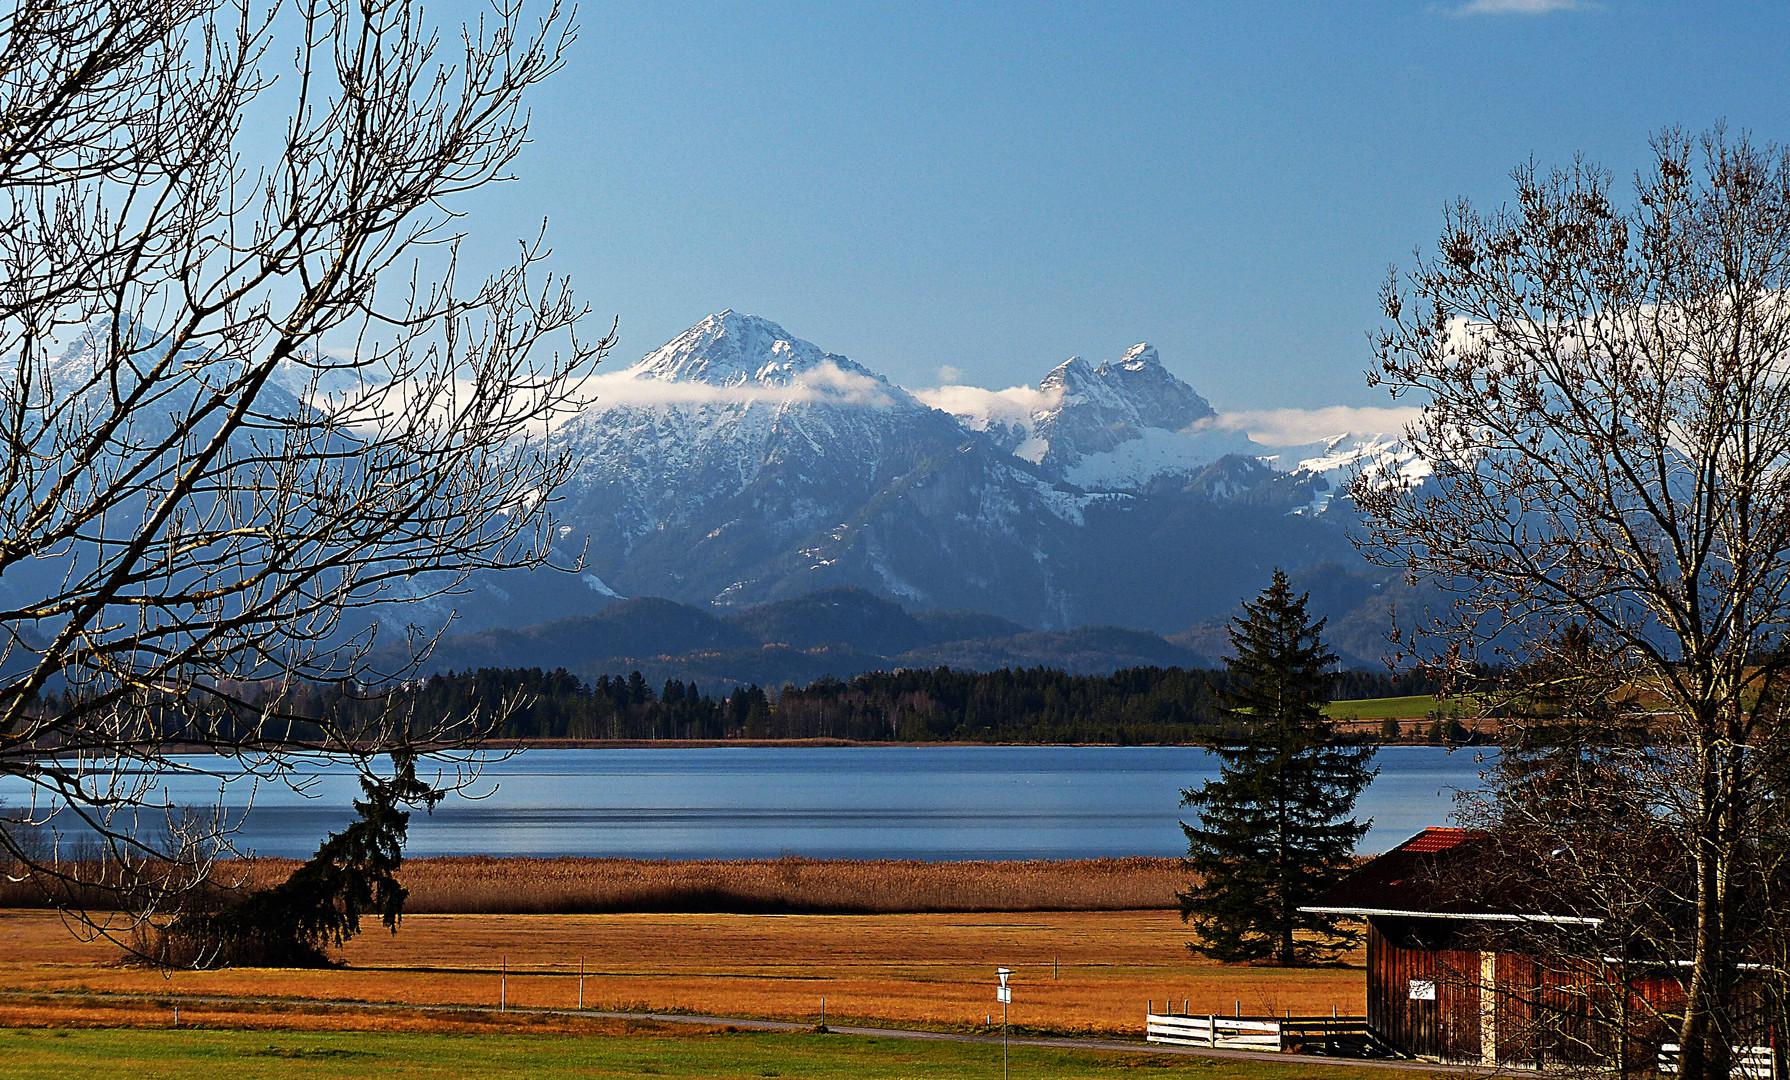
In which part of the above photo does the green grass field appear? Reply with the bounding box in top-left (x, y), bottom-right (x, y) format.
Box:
top-left (1323, 695), bottom-right (1468, 721)
top-left (0, 1026), bottom-right (1447, 1080)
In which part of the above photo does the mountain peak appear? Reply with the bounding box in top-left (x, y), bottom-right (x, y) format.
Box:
top-left (1039, 355), bottom-right (1097, 394)
top-left (1104, 343), bottom-right (1159, 374)
top-left (1034, 344), bottom-right (1210, 427)
top-left (1020, 343), bottom-right (1220, 480)
top-left (630, 311), bottom-right (868, 386)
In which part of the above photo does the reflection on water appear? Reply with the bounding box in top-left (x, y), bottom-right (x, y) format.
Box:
top-left (2, 745), bottom-right (1489, 861)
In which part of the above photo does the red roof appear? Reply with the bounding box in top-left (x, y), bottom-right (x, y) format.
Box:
top-left (1305, 827), bottom-right (1610, 925)
top-left (1303, 827), bottom-right (1503, 916)
top-left (1399, 827), bottom-right (1486, 854)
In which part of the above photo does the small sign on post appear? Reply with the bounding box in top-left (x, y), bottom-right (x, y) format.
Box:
top-left (995, 968), bottom-right (1013, 1080)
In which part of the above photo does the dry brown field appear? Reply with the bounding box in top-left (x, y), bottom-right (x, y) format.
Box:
top-left (0, 855), bottom-right (1187, 913)
top-left (395, 854), bottom-right (1188, 914)
top-left (0, 907), bottom-right (1364, 1037)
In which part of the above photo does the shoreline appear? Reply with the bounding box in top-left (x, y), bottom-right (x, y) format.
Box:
top-left (16, 735), bottom-right (1487, 757)
top-left (472, 734), bottom-right (1480, 750)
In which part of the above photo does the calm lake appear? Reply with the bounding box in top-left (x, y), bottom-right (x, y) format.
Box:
top-left (8, 745), bottom-right (1488, 861)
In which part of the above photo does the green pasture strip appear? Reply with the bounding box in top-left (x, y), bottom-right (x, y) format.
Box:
top-left (0, 1026), bottom-right (1449, 1080)
top-left (1323, 695), bottom-right (1470, 720)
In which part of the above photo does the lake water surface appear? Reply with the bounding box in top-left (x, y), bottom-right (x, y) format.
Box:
top-left (6, 745), bottom-right (1487, 860)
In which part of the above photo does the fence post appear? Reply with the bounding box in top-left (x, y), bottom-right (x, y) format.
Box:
top-left (1208, 1013), bottom-right (1217, 1048)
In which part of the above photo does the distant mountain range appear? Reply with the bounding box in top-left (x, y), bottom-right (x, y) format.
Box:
top-left (352, 310), bottom-right (1447, 682)
top-left (387, 310), bottom-right (1431, 654)
top-left (408, 585), bottom-right (1215, 690)
top-left (33, 312), bottom-right (1439, 683)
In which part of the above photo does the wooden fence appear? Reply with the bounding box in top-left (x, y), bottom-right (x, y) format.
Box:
top-left (1145, 1010), bottom-right (1382, 1056)
top-left (1660, 1043), bottom-right (1776, 1080)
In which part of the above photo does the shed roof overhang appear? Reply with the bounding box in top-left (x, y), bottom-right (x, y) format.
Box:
top-left (1299, 904), bottom-right (1603, 926)
top-left (1301, 827), bottom-right (1602, 925)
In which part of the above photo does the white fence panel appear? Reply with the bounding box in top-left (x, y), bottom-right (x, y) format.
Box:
top-left (1660, 1043), bottom-right (1775, 1080)
top-left (1145, 1014), bottom-right (1282, 1052)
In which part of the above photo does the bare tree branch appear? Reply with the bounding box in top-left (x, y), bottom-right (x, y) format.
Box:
top-left (0, 0), bottom-right (612, 955)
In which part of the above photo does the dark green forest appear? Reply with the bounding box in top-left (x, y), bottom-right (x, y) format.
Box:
top-left (309, 664), bottom-right (1440, 744)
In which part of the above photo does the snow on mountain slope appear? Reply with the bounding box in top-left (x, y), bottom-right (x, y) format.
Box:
top-left (555, 313), bottom-right (932, 549)
top-left (548, 312), bottom-right (1115, 617)
top-left (1272, 432), bottom-right (1431, 513)
top-left (920, 342), bottom-right (1266, 490)
top-left (630, 310), bottom-right (885, 389)
top-left (1062, 425), bottom-right (1264, 491)
top-left (438, 311), bottom-right (1420, 631)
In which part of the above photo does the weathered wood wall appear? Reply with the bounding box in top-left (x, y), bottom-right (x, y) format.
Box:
top-left (1367, 917), bottom-right (1691, 1069)
top-left (1366, 919), bottom-right (1483, 1063)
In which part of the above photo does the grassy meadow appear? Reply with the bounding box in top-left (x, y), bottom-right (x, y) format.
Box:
top-left (1323, 695), bottom-right (1464, 721)
top-left (0, 1025), bottom-right (1457, 1080)
top-left (393, 855), bottom-right (1186, 914)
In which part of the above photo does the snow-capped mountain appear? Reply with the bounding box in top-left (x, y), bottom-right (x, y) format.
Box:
top-left (517, 312), bottom-right (1407, 632)
top-left (550, 311), bottom-right (1115, 624)
top-left (19, 311), bottom-right (1426, 654)
top-left (929, 342), bottom-right (1269, 492)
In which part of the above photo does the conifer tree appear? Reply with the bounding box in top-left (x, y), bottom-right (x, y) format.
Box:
top-left (1178, 569), bottom-right (1377, 965)
top-left (157, 752), bottom-right (441, 967)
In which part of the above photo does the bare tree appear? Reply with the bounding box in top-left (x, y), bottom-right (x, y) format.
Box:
top-left (0, 0), bottom-right (608, 946)
top-left (1357, 127), bottom-right (1790, 1080)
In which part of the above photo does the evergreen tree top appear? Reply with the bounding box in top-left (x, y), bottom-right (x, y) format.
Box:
top-left (1216, 568), bottom-right (1339, 730)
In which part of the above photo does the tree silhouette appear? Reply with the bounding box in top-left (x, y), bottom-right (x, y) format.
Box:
top-left (1178, 570), bottom-right (1377, 965)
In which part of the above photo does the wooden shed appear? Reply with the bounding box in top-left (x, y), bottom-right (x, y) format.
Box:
top-left (1302, 828), bottom-right (1688, 1069)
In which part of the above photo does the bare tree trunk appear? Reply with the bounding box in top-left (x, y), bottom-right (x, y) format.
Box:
top-left (0, 0), bottom-right (606, 942)
top-left (1356, 127), bottom-right (1790, 1080)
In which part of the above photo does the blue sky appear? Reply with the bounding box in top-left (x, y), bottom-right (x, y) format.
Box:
top-left (453, 0), bottom-right (1790, 411)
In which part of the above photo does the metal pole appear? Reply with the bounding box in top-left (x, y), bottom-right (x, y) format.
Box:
top-left (1003, 997), bottom-right (1009, 1080)
top-left (579, 957), bottom-right (585, 1010)
top-left (501, 957), bottom-right (507, 1011)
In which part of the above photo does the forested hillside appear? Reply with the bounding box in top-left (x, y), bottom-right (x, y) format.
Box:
top-left (337, 664), bottom-right (1439, 744)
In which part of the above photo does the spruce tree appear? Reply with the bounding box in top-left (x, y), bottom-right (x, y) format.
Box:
top-left (160, 752), bottom-right (441, 967)
top-left (1177, 569), bottom-right (1377, 965)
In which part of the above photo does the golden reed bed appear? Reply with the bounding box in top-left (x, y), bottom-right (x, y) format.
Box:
top-left (0, 855), bottom-right (1187, 914)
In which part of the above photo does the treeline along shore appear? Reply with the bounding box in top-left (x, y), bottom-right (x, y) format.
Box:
top-left (277, 664), bottom-right (1444, 745)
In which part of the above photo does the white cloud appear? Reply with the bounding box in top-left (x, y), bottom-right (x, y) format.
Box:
top-left (1212, 406), bottom-right (1424, 446)
top-left (912, 382), bottom-right (1063, 429)
top-left (936, 364), bottom-right (964, 384)
top-left (572, 361), bottom-right (899, 412)
top-left (1450, 0), bottom-right (1592, 14)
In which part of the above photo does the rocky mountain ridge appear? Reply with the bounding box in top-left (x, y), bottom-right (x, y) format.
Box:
top-left (29, 312), bottom-right (1433, 676)
top-left (530, 311), bottom-right (1419, 636)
